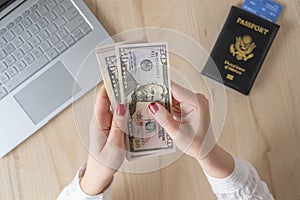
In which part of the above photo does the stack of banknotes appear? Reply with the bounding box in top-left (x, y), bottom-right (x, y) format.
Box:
top-left (95, 40), bottom-right (175, 160)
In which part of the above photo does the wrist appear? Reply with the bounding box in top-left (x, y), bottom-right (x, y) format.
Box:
top-left (197, 145), bottom-right (235, 179)
top-left (80, 156), bottom-right (114, 195)
top-left (80, 164), bottom-right (113, 195)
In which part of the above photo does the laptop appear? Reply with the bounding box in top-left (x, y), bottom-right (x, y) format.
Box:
top-left (0, 0), bottom-right (113, 158)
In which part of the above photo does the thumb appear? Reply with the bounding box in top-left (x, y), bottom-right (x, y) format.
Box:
top-left (107, 104), bottom-right (128, 149)
top-left (96, 104), bottom-right (127, 170)
top-left (148, 102), bottom-right (180, 139)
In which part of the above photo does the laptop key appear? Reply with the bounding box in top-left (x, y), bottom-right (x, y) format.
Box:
top-left (29, 11), bottom-right (40, 22)
top-left (46, 48), bottom-right (58, 60)
top-left (38, 0), bottom-right (47, 5)
top-left (0, 73), bottom-right (10, 84)
top-left (21, 43), bottom-right (33, 53)
top-left (37, 18), bottom-right (49, 28)
top-left (57, 28), bottom-right (68, 39)
top-left (29, 4), bottom-right (39, 12)
top-left (6, 22), bottom-right (15, 29)
top-left (4, 43), bottom-right (16, 54)
top-left (3, 30), bottom-right (15, 41)
top-left (73, 32), bottom-right (84, 41)
top-left (30, 36), bottom-right (41, 47)
top-left (5, 55), bottom-right (17, 66)
top-left (24, 54), bottom-right (35, 65)
top-left (61, 0), bottom-right (73, 10)
top-left (40, 41), bottom-right (52, 52)
top-left (15, 60), bottom-right (27, 71)
top-left (14, 49), bottom-right (25, 59)
top-left (21, 10), bottom-right (30, 18)
top-left (63, 6), bottom-right (79, 21)
top-left (65, 15), bottom-right (85, 33)
top-left (14, 16), bottom-right (23, 23)
top-left (53, 5), bottom-right (65, 16)
top-left (38, 29), bottom-right (50, 40)
top-left (7, 67), bottom-right (18, 78)
top-left (0, 62), bottom-right (8, 73)
top-left (55, 42), bottom-right (67, 53)
top-left (45, 11), bottom-right (57, 22)
top-left (0, 50), bottom-right (7, 60)
top-left (63, 35), bottom-right (75, 47)
top-left (0, 87), bottom-right (7, 99)
top-left (12, 37), bottom-right (24, 47)
top-left (38, 5), bottom-right (49, 15)
top-left (0, 37), bottom-right (7, 47)
top-left (4, 55), bottom-right (49, 92)
top-left (47, 24), bottom-right (58, 34)
top-left (54, 17), bottom-right (66, 28)
top-left (32, 47), bottom-right (43, 58)
top-left (20, 31), bottom-right (32, 41)
top-left (72, 29), bottom-right (84, 41)
top-left (20, 18), bottom-right (32, 29)
top-left (28, 24), bottom-right (40, 35)
top-left (49, 34), bottom-right (60, 46)
top-left (45, 0), bottom-right (57, 9)
top-left (11, 24), bottom-right (24, 35)
top-left (80, 23), bottom-right (92, 35)
top-left (0, 28), bottom-right (6, 35)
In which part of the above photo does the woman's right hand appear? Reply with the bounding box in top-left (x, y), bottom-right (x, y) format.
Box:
top-left (148, 82), bottom-right (234, 178)
top-left (148, 82), bottom-right (214, 160)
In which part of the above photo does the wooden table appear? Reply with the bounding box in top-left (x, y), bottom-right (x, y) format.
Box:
top-left (1, 0), bottom-right (299, 199)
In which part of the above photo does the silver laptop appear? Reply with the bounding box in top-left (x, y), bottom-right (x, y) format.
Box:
top-left (0, 0), bottom-right (113, 158)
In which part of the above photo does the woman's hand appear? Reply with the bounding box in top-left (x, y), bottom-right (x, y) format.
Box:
top-left (148, 82), bottom-right (214, 159)
top-left (148, 82), bottom-right (234, 178)
top-left (80, 86), bottom-right (127, 195)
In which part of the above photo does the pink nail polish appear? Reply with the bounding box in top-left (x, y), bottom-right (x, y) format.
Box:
top-left (116, 104), bottom-right (126, 116)
top-left (148, 102), bottom-right (159, 114)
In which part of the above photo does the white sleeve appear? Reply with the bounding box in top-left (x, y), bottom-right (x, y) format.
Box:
top-left (57, 164), bottom-right (112, 200)
top-left (205, 157), bottom-right (274, 200)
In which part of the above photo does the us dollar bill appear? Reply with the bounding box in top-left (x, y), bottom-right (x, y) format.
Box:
top-left (95, 44), bottom-right (122, 111)
top-left (115, 43), bottom-right (174, 159)
top-left (95, 39), bottom-right (147, 111)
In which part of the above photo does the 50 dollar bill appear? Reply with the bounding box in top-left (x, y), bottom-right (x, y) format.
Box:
top-left (115, 43), bottom-right (174, 157)
top-left (95, 41), bottom-right (175, 161)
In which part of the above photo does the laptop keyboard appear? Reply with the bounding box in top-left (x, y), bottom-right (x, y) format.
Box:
top-left (0, 0), bottom-right (92, 100)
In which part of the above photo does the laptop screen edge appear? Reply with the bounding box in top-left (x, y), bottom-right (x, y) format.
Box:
top-left (0, 0), bottom-right (25, 19)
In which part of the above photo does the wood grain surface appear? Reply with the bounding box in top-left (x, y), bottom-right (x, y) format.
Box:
top-left (0, 0), bottom-right (299, 199)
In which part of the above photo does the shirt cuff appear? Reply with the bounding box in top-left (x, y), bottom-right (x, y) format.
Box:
top-left (59, 164), bottom-right (112, 200)
top-left (204, 156), bottom-right (249, 194)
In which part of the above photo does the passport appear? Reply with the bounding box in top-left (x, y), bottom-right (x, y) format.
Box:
top-left (201, 6), bottom-right (280, 95)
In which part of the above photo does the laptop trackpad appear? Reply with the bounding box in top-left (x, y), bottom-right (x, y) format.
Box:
top-left (14, 62), bottom-right (82, 124)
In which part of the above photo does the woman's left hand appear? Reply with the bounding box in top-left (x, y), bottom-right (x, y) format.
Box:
top-left (80, 86), bottom-right (128, 195)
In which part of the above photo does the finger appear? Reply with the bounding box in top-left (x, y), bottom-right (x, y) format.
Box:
top-left (97, 104), bottom-right (127, 170)
top-left (88, 105), bottom-right (127, 170)
top-left (89, 116), bottom-right (108, 152)
top-left (148, 102), bottom-right (180, 139)
top-left (171, 82), bottom-right (198, 106)
top-left (106, 104), bottom-right (127, 149)
top-left (196, 93), bottom-right (210, 112)
top-left (148, 102), bottom-right (199, 155)
top-left (94, 86), bottom-right (112, 128)
top-left (172, 95), bottom-right (181, 120)
top-left (94, 85), bottom-right (111, 115)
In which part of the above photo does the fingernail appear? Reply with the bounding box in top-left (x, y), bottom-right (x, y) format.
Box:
top-left (148, 102), bottom-right (159, 114)
top-left (116, 104), bottom-right (126, 116)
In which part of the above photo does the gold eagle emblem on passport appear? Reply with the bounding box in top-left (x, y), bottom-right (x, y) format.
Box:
top-left (230, 35), bottom-right (256, 62)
